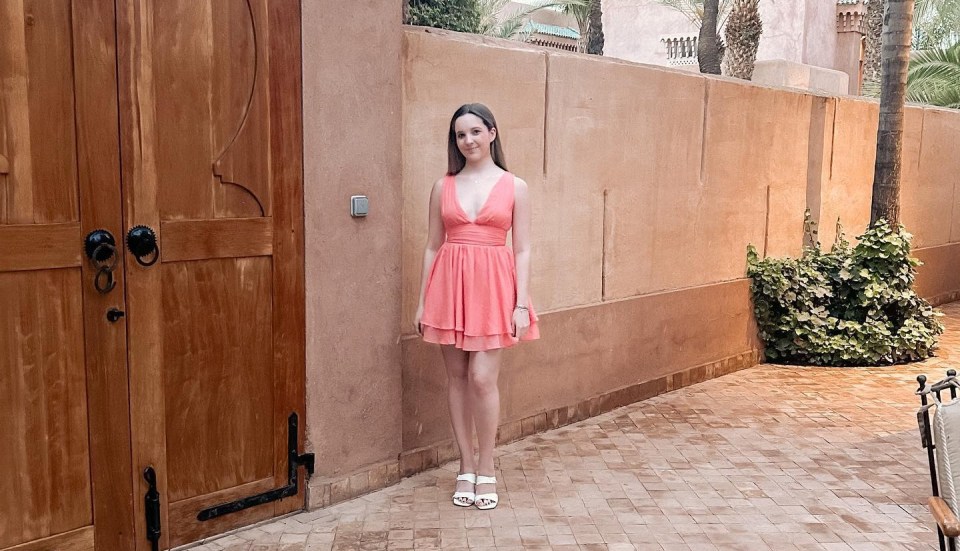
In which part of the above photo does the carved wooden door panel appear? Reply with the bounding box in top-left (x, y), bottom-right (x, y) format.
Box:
top-left (0, 2), bottom-right (135, 551)
top-left (115, 1), bottom-right (305, 549)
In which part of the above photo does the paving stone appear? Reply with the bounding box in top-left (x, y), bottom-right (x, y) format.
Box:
top-left (183, 305), bottom-right (960, 550)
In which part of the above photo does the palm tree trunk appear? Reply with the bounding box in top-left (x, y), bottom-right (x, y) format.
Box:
top-left (871, 0), bottom-right (915, 226)
top-left (698, 0), bottom-right (722, 74)
top-left (587, 0), bottom-right (605, 55)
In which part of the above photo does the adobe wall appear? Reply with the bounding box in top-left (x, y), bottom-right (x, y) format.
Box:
top-left (301, 0), bottom-right (405, 506)
top-left (299, 19), bottom-right (960, 508)
top-left (397, 27), bottom-right (960, 472)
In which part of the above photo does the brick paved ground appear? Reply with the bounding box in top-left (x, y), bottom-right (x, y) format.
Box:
top-left (187, 303), bottom-right (960, 551)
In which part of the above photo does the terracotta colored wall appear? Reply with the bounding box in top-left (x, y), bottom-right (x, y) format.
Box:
top-left (302, 0), bottom-right (403, 491)
top-left (300, 15), bottom-right (960, 506)
top-left (399, 28), bottom-right (960, 457)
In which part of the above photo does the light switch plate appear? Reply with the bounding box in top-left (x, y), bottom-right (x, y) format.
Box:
top-left (350, 195), bottom-right (369, 217)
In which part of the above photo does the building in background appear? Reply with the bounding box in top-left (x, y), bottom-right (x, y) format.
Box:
top-left (507, 1), bottom-right (581, 51)
top-left (603, 0), bottom-right (869, 94)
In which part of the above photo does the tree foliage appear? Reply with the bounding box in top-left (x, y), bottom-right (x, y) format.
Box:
top-left (407, 0), bottom-right (482, 33)
top-left (408, 0), bottom-right (587, 40)
top-left (907, 41), bottom-right (960, 108)
top-left (562, 0), bottom-right (603, 53)
top-left (913, 0), bottom-right (960, 49)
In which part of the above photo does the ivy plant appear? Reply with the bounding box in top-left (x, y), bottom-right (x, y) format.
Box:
top-left (747, 215), bottom-right (943, 366)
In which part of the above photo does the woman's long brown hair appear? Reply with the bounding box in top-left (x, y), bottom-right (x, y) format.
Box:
top-left (447, 103), bottom-right (508, 175)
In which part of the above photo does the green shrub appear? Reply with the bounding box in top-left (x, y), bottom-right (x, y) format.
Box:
top-left (407, 0), bottom-right (481, 33)
top-left (746, 217), bottom-right (943, 366)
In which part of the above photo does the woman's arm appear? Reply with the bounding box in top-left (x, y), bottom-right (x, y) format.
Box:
top-left (512, 177), bottom-right (532, 337)
top-left (415, 178), bottom-right (446, 334)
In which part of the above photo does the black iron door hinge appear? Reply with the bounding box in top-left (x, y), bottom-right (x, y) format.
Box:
top-left (144, 467), bottom-right (161, 551)
top-left (197, 412), bottom-right (315, 521)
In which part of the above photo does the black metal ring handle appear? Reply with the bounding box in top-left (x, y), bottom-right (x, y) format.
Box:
top-left (90, 243), bottom-right (119, 271)
top-left (127, 225), bottom-right (159, 267)
top-left (94, 265), bottom-right (116, 294)
top-left (135, 247), bottom-right (159, 267)
top-left (85, 229), bottom-right (116, 263)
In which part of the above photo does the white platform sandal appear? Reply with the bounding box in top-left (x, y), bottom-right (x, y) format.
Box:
top-left (474, 475), bottom-right (499, 510)
top-left (452, 473), bottom-right (476, 507)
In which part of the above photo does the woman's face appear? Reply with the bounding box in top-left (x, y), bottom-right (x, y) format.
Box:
top-left (454, 114), bottom-right (497, 163)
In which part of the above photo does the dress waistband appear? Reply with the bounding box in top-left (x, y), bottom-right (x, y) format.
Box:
top-left (445, 225), bottom-right (507, 246)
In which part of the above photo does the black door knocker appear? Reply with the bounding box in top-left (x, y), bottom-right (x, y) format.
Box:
top-left (84, 229), bottom-right (118, 294)
top-left (127, 225), bottom-right (160, 267)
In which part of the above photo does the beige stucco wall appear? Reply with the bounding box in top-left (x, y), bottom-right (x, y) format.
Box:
top-left (301, 15), bottom-right (960, 506)
top-left (302, 0), bottom-right (403, 489)
top-left (397, 27), bottom-right (960, 458)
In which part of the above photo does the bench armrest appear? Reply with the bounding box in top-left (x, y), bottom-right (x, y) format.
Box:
top-left (930, 496), bottom-right (960, 537)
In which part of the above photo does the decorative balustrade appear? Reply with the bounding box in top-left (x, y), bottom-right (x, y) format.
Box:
top-left (660, 34), bottom-right (699, 66)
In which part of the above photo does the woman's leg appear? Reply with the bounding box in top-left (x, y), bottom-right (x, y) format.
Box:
top-left (441, 345), bottom-right (476, 500)
top-left (469, 349), bottom-right (502, 507)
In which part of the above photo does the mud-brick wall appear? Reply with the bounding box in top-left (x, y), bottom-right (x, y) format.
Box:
top-left (399, 28), bottom-right (960, 471)
top-left (300, 16), bottom-right (960, 508)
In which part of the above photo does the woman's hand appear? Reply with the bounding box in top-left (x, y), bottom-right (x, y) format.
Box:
top-left (415, 304), bottom-right (424, 336)
top-left (512, 306), bottom-right (530, 339)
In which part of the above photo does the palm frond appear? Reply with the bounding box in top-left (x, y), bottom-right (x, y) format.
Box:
top-left (907, 42), bottom-right (960, 108)
top-left (913, 0), bottom-right (960, 49)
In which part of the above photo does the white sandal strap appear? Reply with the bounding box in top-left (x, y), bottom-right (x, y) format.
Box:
top-left (456, 473), bottom-right (477, 483)
top-left (476, 475), bottom-right (496, 485)
top-left (453, 491), bottom-right (475, 498)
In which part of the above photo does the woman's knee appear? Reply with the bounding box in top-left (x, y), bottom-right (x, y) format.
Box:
top-left (468, 370), bottom-right (499, 396)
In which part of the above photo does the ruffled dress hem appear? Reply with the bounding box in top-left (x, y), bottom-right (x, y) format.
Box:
top-left (421, 323), bottom-right (540, 352)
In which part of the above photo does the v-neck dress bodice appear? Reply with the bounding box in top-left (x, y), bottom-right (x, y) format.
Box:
top-left (420, 172), bottom-right (540, 351)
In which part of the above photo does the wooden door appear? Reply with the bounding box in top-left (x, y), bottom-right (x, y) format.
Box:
top-left (115, 1), bottom-right (305, 548)
top-left (0, 2), bottom-right (135, 551)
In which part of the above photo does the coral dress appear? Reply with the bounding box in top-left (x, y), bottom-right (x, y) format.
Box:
top-left (420, 172), bottom-right (540, 351)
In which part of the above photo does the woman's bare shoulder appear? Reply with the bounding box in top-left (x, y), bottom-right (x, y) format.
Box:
top-left (512, 175), bottom-right (529, 194)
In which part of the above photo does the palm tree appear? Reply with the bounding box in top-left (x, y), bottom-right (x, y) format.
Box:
top-left (476, 0), bottom-right (586, 39)
top-left (561, 0), bottom-right (590, 52)
top-left (658, 0), bottom-right (731, 69)
top-left (907, 42), bottom-right (960, 108)
top-left (561, 0), bottom-right (602, 53)
top-left (871, 0), bottom-right (916, 226)
top-left (587, 0), bottom-right (605, 54)
top-left (698, 0), bottom-right (722, 73)
top-left (722, 0), bottom-right (762, 79)
top-left (657, 0), bottom-right (734, 26)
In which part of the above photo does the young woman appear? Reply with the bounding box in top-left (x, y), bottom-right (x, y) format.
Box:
top-left (415, 103), bottom-right (540, 510)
